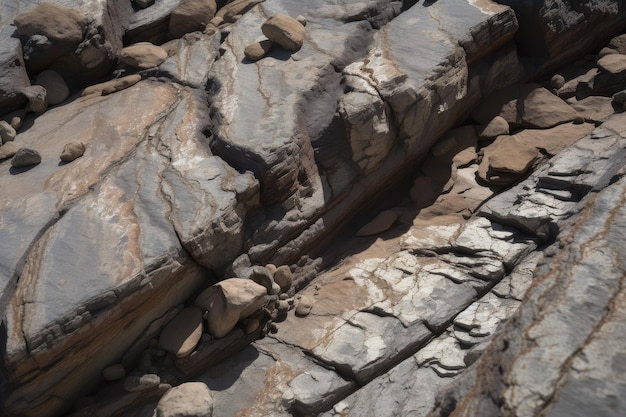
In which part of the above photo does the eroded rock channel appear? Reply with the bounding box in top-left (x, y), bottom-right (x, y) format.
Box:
top-left (1, 1), bottom-right (626, 416)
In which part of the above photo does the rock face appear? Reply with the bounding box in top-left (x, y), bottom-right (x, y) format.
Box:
top-left (1, 1), bottom-right (626, 417)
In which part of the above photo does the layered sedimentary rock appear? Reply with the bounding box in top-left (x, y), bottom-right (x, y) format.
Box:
top-left (1, 0), bottom-right (626, 416)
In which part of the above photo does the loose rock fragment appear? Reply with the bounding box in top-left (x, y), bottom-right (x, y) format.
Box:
top-left (261, 14), bottom-right (305, 52)
top-left (11, 148), bottom-right (41, 168)
top-left (156, 382), bottom-right (213, 417)
top-left (169, 0), bottom-right (218, 38)
top-left (123, 374), bottom-right (160, 392)
top-left (0, 142), bottom-right (18, 160)
top-left (35, 70), bottom-right (69, 105)
top-left (0, 121), bottom-right (16, 143)
top-left (194, 278), bottom-right (267, 338)
top-left (22, 85), bottom-right (48, 114)
top-left (82, 74), bottom-right (142, 96)
top-left (273, 265), bottom-right (293, 292)
top-left (158, 306), bottom-right (203, 358)
top-left (120, 43), bottom-right (168, 69)
top-left (250, 265), bottom-right (274, 294)
top-left (296, 15), bottom-right (307, 26)
top-left (295, 295), bottom-right (313, 317)
top-left (60, 141), bottom-right (86, 162)
top-left (551, 74), bottom-right (565, 89)
top-left (244, 40), bottom-right (273, 61)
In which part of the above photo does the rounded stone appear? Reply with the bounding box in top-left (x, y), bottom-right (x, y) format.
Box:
top-left (296, 15), bottom-right (307, 26)
top-left (273, 265), bottom-right (293, 291)
top-left (0, 142), bottom-right (18, 160)
top-left (550, 74), bottom-right (565, 90)
top-left (22, 85), bottom-right (48, 114)
top-left (244, 40), bottom-right (273, 61)
top-left (123, 373), bottom-right (160, 392)
top-left (60, 141), bottom-right (86, 162)
top-left (261, 14), bottom-right (305, 52)
top-left (35, 70), bottom-right (69, 105)
top-left (276, 299), bottom-right (290, 313)
top-left (265, 264), bottom-right (277, 274)
top-left (102, 364), bottom-right (126, 381)
top-left (0, 120), bottom-right (16, 143)
top-left (11, 147), bottom-right (41, 168)
top-left (295, 295), bottom-right (313, 317)
top-left (156, 382), bottom-right (213, 417)
top-left (120, 42), bottom-right (168, 69)
top-left (169, 0), bottom-right (218, 38)
top-left (159, 306), bottom-right (203, 358)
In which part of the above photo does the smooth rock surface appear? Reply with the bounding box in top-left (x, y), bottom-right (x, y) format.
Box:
top-left (158, 306), bottom-right (203, 358)
top-left (35, 69), bottom-right (69, 105)
top-left (156, 382), bottom-right (213, 417)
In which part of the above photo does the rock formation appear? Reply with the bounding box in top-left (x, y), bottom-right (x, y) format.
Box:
top-left (0, 0), bottom-right (625, 416)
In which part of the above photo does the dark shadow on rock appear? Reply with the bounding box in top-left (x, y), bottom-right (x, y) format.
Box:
top-left (9, 164), bottom-right (38, 175)
top-left (58, 160), bottom-right (69, 166)
top-left (197, 345), bottom-right (261, 391)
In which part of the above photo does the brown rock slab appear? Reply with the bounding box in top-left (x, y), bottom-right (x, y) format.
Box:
top-left (244, 40), bottom-right (273, 61)
top-left (120, 43), bottom-right (168, 69)
top-left (477, 136), bottom-right (538, 186)
top-left (159, 306), bottom-right (204, 358)
top-left (11, 147), bottom-right (41, 168)
top-left (35, 70), bottom-right (69, 105)
top-left (261, 14), bottom-right (305, 52)
top-left (356, 210), bottom-right (399, 237)
top-left (169, 0), bottom-right (218, 38)
top-left (60, 141), bottom-right (86, 162)
top-left (194, 278), bottom-right (267, 338)
top-left (511, 122), bottom-right (595, 156)
top-left (570, 96), bottom-right (615, 124)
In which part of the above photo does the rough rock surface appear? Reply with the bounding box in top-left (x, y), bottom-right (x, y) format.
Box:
top-left (1, 1), bottom-right (626, 417)
top-left (156, 382), bottom-right (213, 417)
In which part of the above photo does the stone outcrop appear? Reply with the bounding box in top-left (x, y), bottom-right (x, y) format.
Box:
top-left (1, 1), bottom-right (626, 416)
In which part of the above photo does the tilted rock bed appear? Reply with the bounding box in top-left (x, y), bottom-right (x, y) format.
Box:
top-left (1, 1), bottom-right (626, 416)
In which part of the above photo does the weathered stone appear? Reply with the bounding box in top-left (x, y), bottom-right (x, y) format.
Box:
top-left (570, 96), bottom-right (615, 124)
top-left (472, 84), bottom-right (579, 129)
top-left (156, 382), bottom-right (213, 417)
top-left (273, 265), bottom-right (293, 292)
top-left (59, 141), bottom-right (86, 162)
top-left (250, 265), bottom-right (274, 294)
top-left (261, 14), bottom-right (305, 52)
top-left (356, 210), bottom-right (398, 236)
top-left (550, 74), bottom-right (565, 89)
top-left (477, 135), bottom-right (539, 186)
top-left (124, 374), bottom-right (161, 392)
top-left (478, 116), bottom-right (509, 141)
top-left (169, 0), bottom-right (218, 38)
top-left (120, 42), bottom-right (168, 69)
top-left (14, 3), bottom-right (87, 45)
top-left (159, 306), bottom-right (203, 358)
top-left (11, 147), bottom-right (41, 168)
top-left (81, 74), bottom-right (142, 96)
top-left (244, 40), bottom-right (273, 61)
top-left (216, 0), bottom-right (264, 23)
top-left (594, 53), bottom-right (626, 95)
top-left (0, 120), bottom-right (16, 143)
top-left (35, 70), bottom-right (69, 105)
top-left (22, 85), bottom-right (48, 114)
top-left (195, 278), bottom-right (267, 338)
top-left (102, 364), bottom-right (126, 381)
top-left (0, 141), bottom-right (18, 160)
top-left (295, 295), bottom-right (313, 317)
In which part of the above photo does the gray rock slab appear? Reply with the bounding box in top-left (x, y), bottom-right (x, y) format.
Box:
top-left (159, 31), bottom-right (220, 89)
top-left (1, 81), bottom-right (256, 417)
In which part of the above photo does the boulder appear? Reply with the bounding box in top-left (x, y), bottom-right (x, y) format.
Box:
top-left (169, 0), bottom-right (218, 38)
top-left (250, 265), bottom-right (274, 294)
top-left (244, 40), bottom-right (273, 61)
top-left (159, 306), bottom-right (203, 358)
top-left (11, 147), bottom-right (41, 168)
top-left (120, 43), bottom-right (168, 69)
top-left (35, 70), bottom-right (69, 105)
top-left (194, 278), bottom-right (267, 338)
top-left (156, 382), bottom-right (214, 417)
top-left (295, 295), bottom-right (313, 317)
top-left (608, 33), bottom-right (626, 54)
top-left (477, 136), bottom-right (538, 186)
top-left (261, 14), bottom-right (305, 52)
top-left (14, 3), bottom-right (88, 73)
top-left (59, 141), bottom-right (86, 162)
top-left (273, 265), bottom-right (293, 292)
